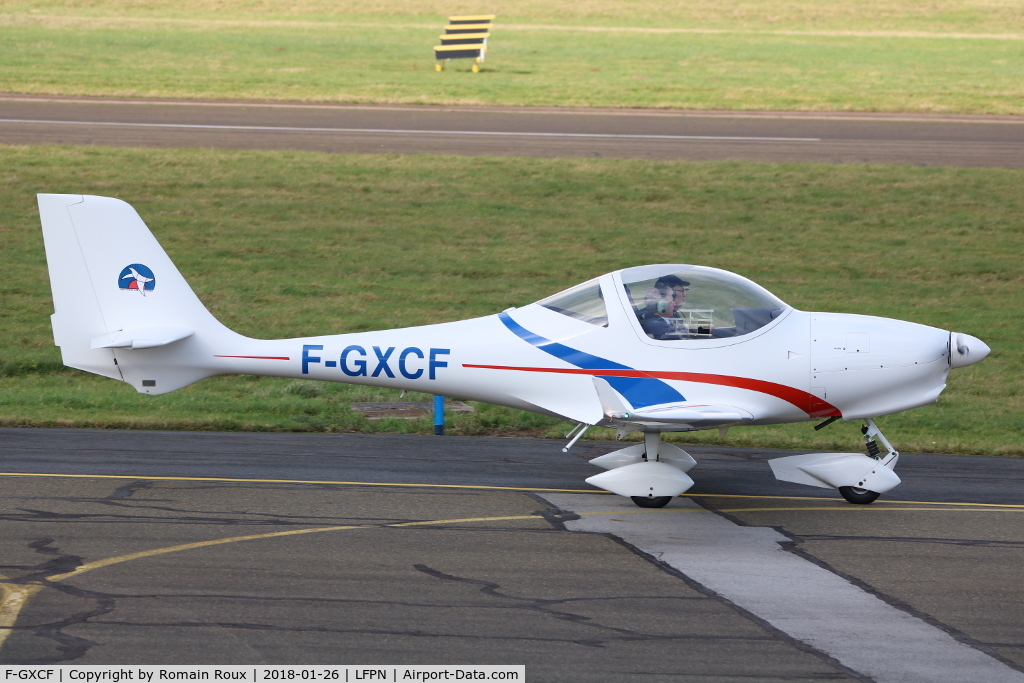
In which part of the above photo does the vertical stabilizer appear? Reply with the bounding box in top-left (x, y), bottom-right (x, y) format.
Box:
top-left (38, 194), bottom-right (238, 394)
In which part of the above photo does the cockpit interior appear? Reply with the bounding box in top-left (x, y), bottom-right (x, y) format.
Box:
top-left (535, 265), bottom-right (789, 341)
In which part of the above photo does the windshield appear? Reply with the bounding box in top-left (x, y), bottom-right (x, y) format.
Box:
top-left (621, 265), bottom-right (787, 341)
top-left (535, 278), bottom-right (608, 327)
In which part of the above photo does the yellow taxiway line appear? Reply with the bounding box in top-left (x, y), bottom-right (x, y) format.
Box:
top-left (0, 471), bottom-right (596, 494)
top-left (2, 470), bottom-right (1024, 508)
top-left (717, 506), bottom-right (1024, 513)
top-left (689, 492), bottom-right (1024, 509)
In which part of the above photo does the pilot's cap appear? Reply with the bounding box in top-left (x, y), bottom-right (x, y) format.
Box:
top-left (656, 274), bottom-right (690, 288)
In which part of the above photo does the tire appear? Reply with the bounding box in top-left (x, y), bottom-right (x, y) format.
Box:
top-left (631, 496), bottom-right (672, 508)
top-left (839, 486), bottom-right (880, 505)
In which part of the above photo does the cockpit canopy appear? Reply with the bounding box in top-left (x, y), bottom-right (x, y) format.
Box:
top-left (535, 278), bottom-right (609, 327)
top-left (623, 265), bottom-right (788, 340)
top-left (534, 265), bottom-right (789, 341)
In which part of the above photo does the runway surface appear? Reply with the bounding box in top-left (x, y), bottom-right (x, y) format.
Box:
top-left (1, 428), bottom-right (1023, 681)
top-left (2, 96), bottom-right (1023, 167)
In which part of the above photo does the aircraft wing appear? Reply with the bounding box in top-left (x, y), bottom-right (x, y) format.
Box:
top-left (593, 377), bottom-right (752, 427)
top-left (627, 403), bottom-right (752, 425)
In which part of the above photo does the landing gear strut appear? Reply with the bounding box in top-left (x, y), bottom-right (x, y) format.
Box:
top-left (862, 418), bottom-right (899, 468)
top-left (840, 419), bottom-right (900, 505)
top-left (632, 432), bottom-right (672, 507)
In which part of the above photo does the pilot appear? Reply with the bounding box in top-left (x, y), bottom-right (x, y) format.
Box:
top-left (640, 275), bottom-right (690, 339)
top-left (670, 279), bottom-right (689, 308)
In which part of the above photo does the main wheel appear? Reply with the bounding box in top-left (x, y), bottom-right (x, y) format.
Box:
top-left (631, 496), bottom-right (672, 508)
top-left (839, 486), bottom-right (880, 505)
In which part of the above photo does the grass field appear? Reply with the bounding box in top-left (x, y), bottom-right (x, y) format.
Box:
top-left (2, 1), bottom-right (1021, 453)
top-left (2, 145), bottom-right (1021, 455)
top-left (1, 0), bottom-right (1022, 113)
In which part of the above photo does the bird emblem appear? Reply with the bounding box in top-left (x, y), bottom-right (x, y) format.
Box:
top-left (118, 264), bottom-right (155, 295)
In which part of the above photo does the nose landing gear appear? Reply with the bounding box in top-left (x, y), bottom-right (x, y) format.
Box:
top-left (769, 418), bottom-right (902, 503)
top-left (839, 419), bottom-right (900, 504)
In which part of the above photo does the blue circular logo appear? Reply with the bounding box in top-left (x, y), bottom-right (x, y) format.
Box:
top-left (118, 264), bottom-right (155, 294)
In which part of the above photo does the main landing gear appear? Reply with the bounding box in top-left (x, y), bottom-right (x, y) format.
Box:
top-left (582, 430), bottom-right (697, 509)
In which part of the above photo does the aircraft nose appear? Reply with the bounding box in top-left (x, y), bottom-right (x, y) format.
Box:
top-left (950, 332), bottom-right (991, 368)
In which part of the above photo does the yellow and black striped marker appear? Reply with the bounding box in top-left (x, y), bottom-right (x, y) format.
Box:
top-left (435, 15), bottom-right (494, 71)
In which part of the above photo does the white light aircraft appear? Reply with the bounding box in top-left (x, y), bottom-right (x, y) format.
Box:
top-left (38, 195), bottom-right (991, 508)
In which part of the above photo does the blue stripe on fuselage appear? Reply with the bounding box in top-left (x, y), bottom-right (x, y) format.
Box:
top-left (498, 311), bottom-right (684, 409)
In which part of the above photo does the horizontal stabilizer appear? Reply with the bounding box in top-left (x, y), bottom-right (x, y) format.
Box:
top-left (91, 326), bottom-right (194, 350)
top-left (769, 452), bottom-right (901, 494)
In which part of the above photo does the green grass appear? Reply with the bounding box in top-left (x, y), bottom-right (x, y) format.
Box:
top-left (0, 1), bottom-right (1021, 113)
top-left (2, 145), bottom-right (1021, 454)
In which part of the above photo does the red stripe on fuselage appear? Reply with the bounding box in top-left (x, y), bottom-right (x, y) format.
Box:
top-left (214, 355), bottom-right (291, 360)
top-left (462, 364), bottom-right (841, 418)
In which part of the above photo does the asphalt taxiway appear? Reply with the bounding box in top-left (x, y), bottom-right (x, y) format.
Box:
top-left (2, 96), bottom-right (1023, 167)
top-left (1, 428), bottom-right (1022, 682)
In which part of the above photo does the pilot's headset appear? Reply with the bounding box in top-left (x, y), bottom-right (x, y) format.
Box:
top-left (645, 282), bottom-right (674, 316)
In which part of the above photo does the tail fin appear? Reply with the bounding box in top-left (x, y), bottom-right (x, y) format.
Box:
top-left (38, 194), bottom-right (237, 394)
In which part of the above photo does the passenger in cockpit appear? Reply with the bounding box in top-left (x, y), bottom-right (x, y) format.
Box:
top-left (639, 275), bottom-right (690, 339)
